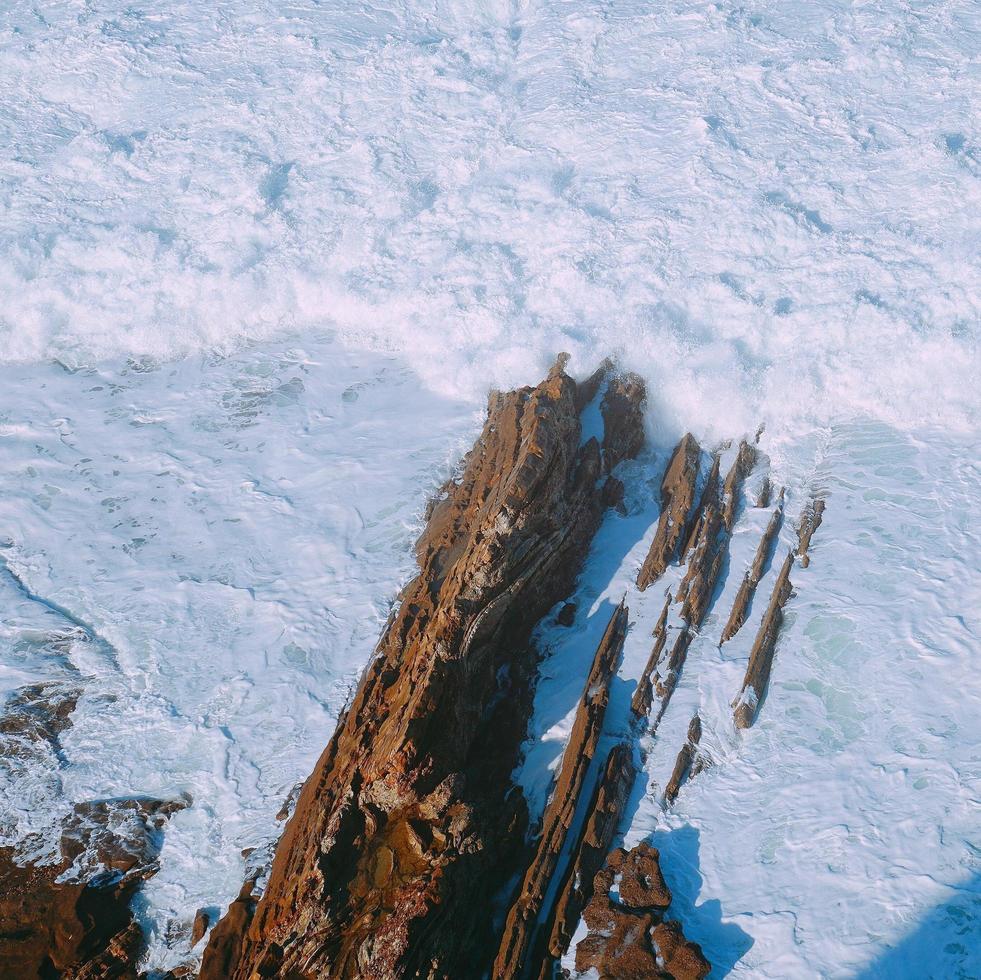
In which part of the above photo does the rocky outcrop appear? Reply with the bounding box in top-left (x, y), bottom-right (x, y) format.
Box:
top-left (0, 681), bottom-right (187, 978)
top-left (630, 594), bottom-right (671, 721)
top-left (796, 497), bottom-right (825, 567)
top-left (0, 683), bottom-right (186, 978)
top-left (601, 373), bottom-right (647, 473)
top-left (636, 435), bottom-right (701, 591)
top-left (720, 490), bottom-right (784, 644)
top-left (733, 496), bottom-right (827, 729)
top-left (201, 358), bottom-right (645, 980)
top-left (665, 714), bottom-right (702, 804)
top-left (538, 741), bottom-right (637, 978)
top-left (493, 601), bottom-right (629, 980)
top-left (733, 549), bottom-right (794, 729)
top-left (575, 843), bottom-right (709, 980)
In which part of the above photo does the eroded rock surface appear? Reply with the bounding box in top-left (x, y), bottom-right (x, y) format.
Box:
top-left (0, 683), bottom-right (186, 979)
top-left (201, 359), bottom-right (645, 980)
top-left (636, 435), bottom-right (701, 591)
top-left (575, 843), bottom-right (709, 980)
top-left (494, 601), bottom-right (629, 980)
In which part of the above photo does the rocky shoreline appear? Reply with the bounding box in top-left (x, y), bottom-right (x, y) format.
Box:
top-left (1, 357), bottom-right (824, 979)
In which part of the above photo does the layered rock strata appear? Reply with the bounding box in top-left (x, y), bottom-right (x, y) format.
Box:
top-left (201, 359), bottom-right (646, 980)
top-left (635, 435), bottom-right (700, 591)
top-left (720, 489), bottom-right (784, 644)
top-left (493, 602), bottom-right (629, 979)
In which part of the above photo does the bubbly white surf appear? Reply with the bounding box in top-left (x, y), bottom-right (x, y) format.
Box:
top-left (1, 0), bottom-right (978, 976)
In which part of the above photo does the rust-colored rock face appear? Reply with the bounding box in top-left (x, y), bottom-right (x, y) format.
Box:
top-left (576, 844), bottom-right (709, 980)
top-left (201, 359), bottom-right (646, 980)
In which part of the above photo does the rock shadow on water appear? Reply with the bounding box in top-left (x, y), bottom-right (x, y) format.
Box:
top-left (651, 825), bottom-right (754, 978)
top-left (853, 871), bottom-right (981, 980)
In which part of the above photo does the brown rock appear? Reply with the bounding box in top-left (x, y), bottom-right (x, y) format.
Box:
top-left (541, 742), bottom-right (638, 973)
top-left (637, 434), bottom-right (701, 591)
top-left (494, 602), bottom-right (629, 979)
top-left (601, 373), bottom-right (647, 473)
top-left (575, 844), bottom-right (709, 980)
top-left (721, 440), bottom-right (758, 531)
top-left (191, 908), bottom-right (212, 947)
top-left (664, 715), bottom-right (703, 804)
top-left (613, 842), bottom-right (672, 910)
top-left (0, 800), bottom-right (184, 979)
top-left (202, 359), bottom-right (645, 980)
top-left (733, 549), bottom-right (794, 729)
top-left (0, 684), bottom-right (186, 979)
top-left (720, 489), bottom-right (784, 645)
top-left (652, 920), bottom-right (712, 980)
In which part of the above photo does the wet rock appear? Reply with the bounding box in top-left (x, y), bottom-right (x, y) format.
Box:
top-left (191, 908), bottom-right (213, 946)
top-left (0, 682), bottom-right (187, 978)
top-left (0, 798), bottom-right (186, 979)
top-left (574, 357), bottom-right (614, 414)
top-left (575, 844), bottom-right (708, 980)
top-left (636, 435), bottom-right (701, 591)
top-left (601, 373), bottom-right (647, 473)
top-left (733, 549), bottom-right (794, 729)
top-left (720, 490), bottom-right (784, 644)
top-left (664, 715), bottom-right (702, 804)
top-left (797, 497), bottom-right (826, 567)
top-left (494, 602), bottom-right (629, 980)
top-left (201, 359), bottom-right (645, 980)
top-left (721, 440), bottom-right (757, 531)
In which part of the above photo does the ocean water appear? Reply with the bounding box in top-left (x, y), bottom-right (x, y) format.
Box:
top-left (0, 0), bottom-right (978, 976)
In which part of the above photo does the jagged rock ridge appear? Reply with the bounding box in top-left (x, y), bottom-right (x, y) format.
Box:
top-left (201, 358), bottom-right (649, 980)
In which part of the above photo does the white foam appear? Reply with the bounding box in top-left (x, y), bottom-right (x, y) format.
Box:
top-left (1, 1), bottom-right (979, 976)
top-left (1, 0), bottom-right (978, 443)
